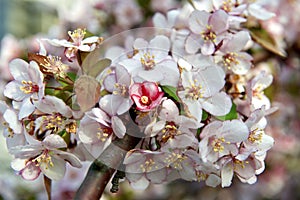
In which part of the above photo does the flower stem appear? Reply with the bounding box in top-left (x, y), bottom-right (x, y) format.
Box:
top-left (74, 133), bottom-right (141, 200)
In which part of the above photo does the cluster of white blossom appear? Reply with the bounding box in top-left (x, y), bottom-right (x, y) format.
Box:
top-left (0, 0), bottom-right (277, 192)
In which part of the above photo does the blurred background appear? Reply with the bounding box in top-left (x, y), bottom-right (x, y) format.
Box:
top-left (0, 0), bottom-right (300, 199)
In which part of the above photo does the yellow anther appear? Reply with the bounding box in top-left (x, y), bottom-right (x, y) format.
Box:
top-left (248, 129), bottom-right (264, 143)
top-left (20, 80), bottom-right (38, 94)
top-left (212, 137), bottom-right (226, 152)
top-left (140, 96), bottom-right (150, 105)
top-left (140, 158), bottom-right (155, 172)
top-left (140, 52), bottom-right (156, 70)
top-left (33, 152), bottom-right (54, 169)
top-left (113, 83), bottom-right (127, 96)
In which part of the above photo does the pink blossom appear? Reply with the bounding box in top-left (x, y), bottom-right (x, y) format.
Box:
top-left (129, 81), bottom-right (164, 112)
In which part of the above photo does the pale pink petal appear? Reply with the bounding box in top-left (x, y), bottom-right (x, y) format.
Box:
top-left (112, 116), bottom-right (126, 138)
top-left (198, 65), bottom-right (225, 97)
top-left (4, 81), bottom-right (28, 101)
top-left (3, 109), bottom-right (22, 134)
top-left (8, 59), bottom-right (30, 81)
top-left (133, 38), bottom-right (148, 49)
top-left (146, 168), bottom-right (167, 184)
top-left (149, 35), bottom-right (170, 51)
top-left (189, 10), bottom-right (209, 33)
top-left (129, 175), bottom-right (150, 190)
top-left (248, 4), bottom-right (275, 20)
top-left (53, 150), bottom-right (82, 168)
top-left (206, 174), bottom-right (221, 187)
top-left (201, 41), bottom-right (215, 55)
top-left (20, 161), bottom-right (41, 180)
top-left (43, 134), bottom-right (67, 149)
top-left (221, 162), bottom-right (234, 187)
top-left (159, 99), bottom-right (179, 120)
top-left (221, 120), bottom-right (249, 143)
top-left (18, 98), bottom-right (35, 120)
top-left (201, 92), bottom-right (232, 116)
top-left (185, 34), bottom-right (202, 54)
top-left (209, 10), bottom-right (229, 34)
top-left (185, 100), bottom-right (202, 123)
top-left (40, 156), bottom-right (66, 181)
top-left (103, 74), bottom-right (116, 92)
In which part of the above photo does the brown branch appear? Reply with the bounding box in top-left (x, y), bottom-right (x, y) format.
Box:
top-left (74, 133), bottom-right (141, 200)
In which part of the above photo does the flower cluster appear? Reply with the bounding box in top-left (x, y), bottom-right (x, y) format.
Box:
top-left (1, 0), bottom-right (277, 194)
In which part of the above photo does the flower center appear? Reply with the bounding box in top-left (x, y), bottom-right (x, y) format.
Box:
top-left (185, 80), bottom-right (204, 100)
top-left (253, 84), bottom-right (264, 99)
top-left (164, 152), bottom-right (186, 169)
top-left (248, 129), bottom-right (263, 143)
top-left (140, 52), bottom-right (156, 70)
top-left (42, 56), bottom-right (68, 78)
top-left (97, 127), bottom-right (113, 142)
top-left (223, 52), bottom-right (239, 69)
top-left (161, 122), bottom-right (180, 143)
top-left (140, 158), bottom-right (156, 172)
top-left (233, 159), bottom-right (249, 170)
top-left (68, 28), bottom-right (86, 45)
top-left (33, 150), bottom-right (54, 169)
top-left (20, 80), bottom-right (39, 94)
top-left (40, 114), bottom-right (64, 134)
top-left (201, 25), bottom-right (217, 42)
top-left (212, 137), bottom-right (226, 152)
top-left (140, 95), bottom-right (151, 105)
top-left (113, 83), bottom-right (128, 97)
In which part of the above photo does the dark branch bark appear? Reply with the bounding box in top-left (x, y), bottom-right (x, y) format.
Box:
top-left (74, 133), bottom-right (141, 200)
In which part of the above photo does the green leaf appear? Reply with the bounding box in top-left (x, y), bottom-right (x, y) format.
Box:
top-left (215, 102), bottom-right (238, 121)
top-left (67, 72), bottom-right (77, 82)
top-left (161, 85), bottom-right (180, 102)
top-left (201, 110), bottom-right (209, 121)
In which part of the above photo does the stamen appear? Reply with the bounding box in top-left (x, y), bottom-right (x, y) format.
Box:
top-left (201, 25), bottom-right (217, 42)
top-left (140, 52), bottom-right (156, 70)
top-left (140, 158), bottom-right (156, 172)
top-left (20, 80), bottom-right (39, 94)
top-left (212, 137), bottom-right (226, 152)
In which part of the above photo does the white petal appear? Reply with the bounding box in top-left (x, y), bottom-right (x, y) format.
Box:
top-left (8, 59), bottom-right (30, 81)
top-left (185, 100), bottom-right (202, 122)
top-left (54, 150), bottom-right (82, 168)
top-left (34, 95), bottom-right (72, 117)
top-left (149, 35), bottom-right (170, 51)
top-left (159, 99), bottom-right (179, 120)
top-left (43, 134), bottom-right (67, 149)
top-left (18, 98), bottom-right (35, 120)
top-left (198, 65), bottom-right (225, 97)
top-left (185, 34), bottom-right (201, 54)
top-left (40, 156), bottom-right (66, 181)
top-left (248, 4), bottom-right (275, 20)
top-left (221, 162), bottom-right (234, 187)
top-left (20, 162), bottom-right (41, 180)
top-left (201, 92), bottom-right (232, 116)
top-left (112, 116), bottom-right (126, 138)
top-left (3, 109), bottom-right (22, 134)
top-left (146, 168), bottom-right (167, 184)
top-left (133, 38), bottom-right (148, 49)
top-left (209, 10), bottom-right (229, 34)
top-left (129, 175), bottom-right (150, 190)
top-left (4, 81), bottom-right (28, 101)
top-left (189, 10), bottom-right (209, 33)
top-left (221, 120), bottom-right (249, 143)
top-left (11, 158), bottom-right (26, 171)
top-left (206, 174), bottom-right (221, 187)
top-left (153, 12), bottom-right (168, 28)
